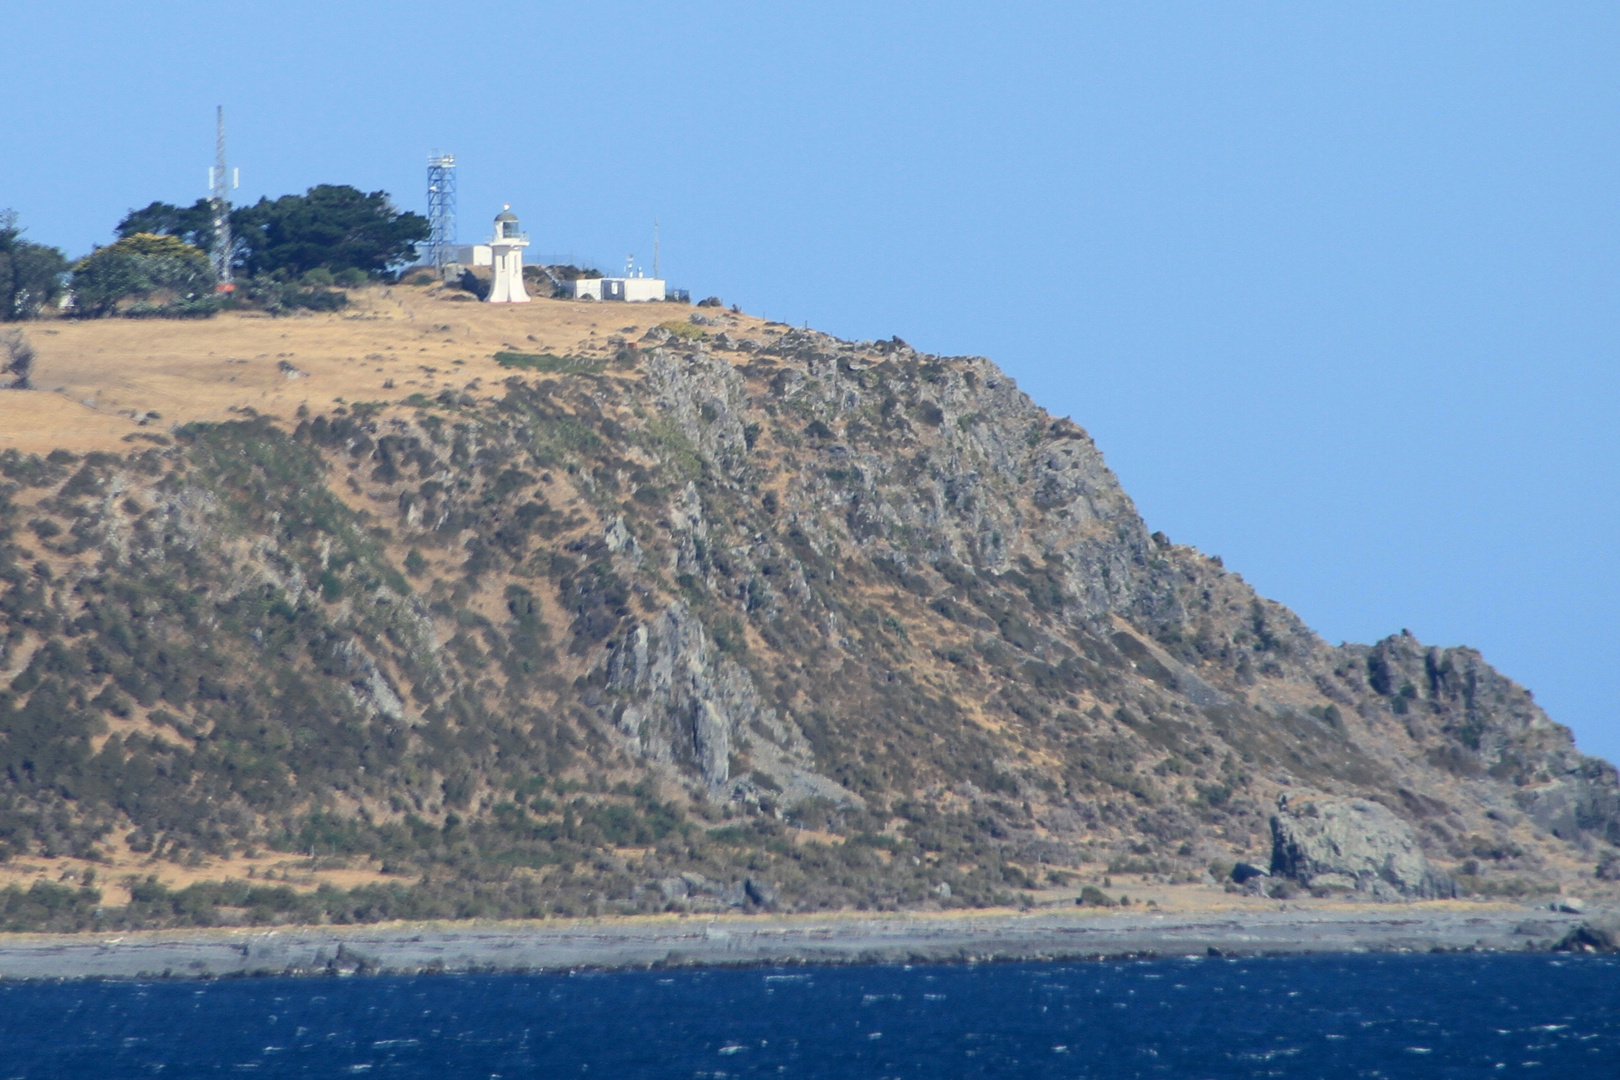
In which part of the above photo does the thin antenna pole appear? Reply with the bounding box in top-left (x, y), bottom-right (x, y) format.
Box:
top-left (211, 106), bottom-right (234, 286)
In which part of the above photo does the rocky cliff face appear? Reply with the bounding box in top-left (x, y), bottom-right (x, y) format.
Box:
top-left (0, 316), bottom-right (1612, 926)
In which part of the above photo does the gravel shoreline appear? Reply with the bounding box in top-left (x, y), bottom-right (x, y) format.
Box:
top-left (0, 903), bottom-right (1593, 981)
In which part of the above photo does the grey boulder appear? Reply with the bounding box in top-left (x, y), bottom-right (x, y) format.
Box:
top-left (1270, 794), bottom-right (1456, 900)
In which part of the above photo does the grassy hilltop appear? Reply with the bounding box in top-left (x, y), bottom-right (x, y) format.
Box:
top-left (0, 283), bottom-right (1613, 931)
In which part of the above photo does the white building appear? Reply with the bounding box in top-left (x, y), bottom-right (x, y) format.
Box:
top-left (487, 206), bottom-right (530, 304)
top-left (449, 243), bottom-right (492, 267)
top-left (562, 272), bottom-right (666, 302)
top-left (606, 275), bottom-right (667, 302)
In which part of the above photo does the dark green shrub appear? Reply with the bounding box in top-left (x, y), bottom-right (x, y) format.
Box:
top-left (493, 352), bottom-right (602, 374)
top-left (70, 233), bottom-right (215, 318)
top-left (1076, 884), bottom-right (1115, 907)
top-left (241, 276), bottom-right (348, 314)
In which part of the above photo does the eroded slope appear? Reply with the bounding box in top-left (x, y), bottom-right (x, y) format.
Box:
top-left (0, 309), bottom-right (1612, 929)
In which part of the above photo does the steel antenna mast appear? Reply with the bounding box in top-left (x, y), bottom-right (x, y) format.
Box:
top-left (209, 106), bottom-right (236, 287)
top-left (427, 152), bottom-right (457, 273)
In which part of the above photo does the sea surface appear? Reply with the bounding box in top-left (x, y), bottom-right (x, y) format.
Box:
top-left (1, 953), bottom-right (1615, 1078)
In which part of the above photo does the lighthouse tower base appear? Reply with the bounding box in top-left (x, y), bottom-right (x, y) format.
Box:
top-left (487, 205), bottom-right (531, 304)
top-left (489, 244), bottom-right (529, 303)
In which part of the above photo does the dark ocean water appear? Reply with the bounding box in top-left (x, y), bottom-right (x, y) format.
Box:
top-left (1, 953), bottom-right (1616, 1078)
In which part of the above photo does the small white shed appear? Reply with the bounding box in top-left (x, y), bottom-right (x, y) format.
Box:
top-left (562, 276), bottom-right (665, 302)
top-left (602, 276), bottom-right (667, 302)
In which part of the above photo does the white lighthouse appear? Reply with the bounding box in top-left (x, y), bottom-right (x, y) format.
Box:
top-left (488, 205), bottom-right (530, 304)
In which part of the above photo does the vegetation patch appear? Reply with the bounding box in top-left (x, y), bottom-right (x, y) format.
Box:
top-left (494, 352), bottom-right (603, 374)
top-left (659, 321), bottom-right (707, 342)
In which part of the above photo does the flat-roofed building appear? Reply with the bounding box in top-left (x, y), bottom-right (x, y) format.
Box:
top-left (563, 274), bottom-right (665, 302)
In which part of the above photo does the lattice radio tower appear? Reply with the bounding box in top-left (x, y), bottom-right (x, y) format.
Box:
top-left (427, 152), bottom-right (457, 271)
top-left (207, 106), bottom-right (238, 287)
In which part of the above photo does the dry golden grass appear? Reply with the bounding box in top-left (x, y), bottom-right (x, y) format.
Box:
top-left (0, 845), bottom-right (397, 907)
top-left (1, 285), bottom-right (771, 454)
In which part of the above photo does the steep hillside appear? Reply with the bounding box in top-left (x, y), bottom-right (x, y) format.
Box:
top-left (0, 292), bottom-right (1613, 929)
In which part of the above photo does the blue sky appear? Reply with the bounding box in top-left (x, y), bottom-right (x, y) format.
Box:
top-left (5, 3), bottom-right (1617, 761)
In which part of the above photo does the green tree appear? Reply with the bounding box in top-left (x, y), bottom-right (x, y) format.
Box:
top-left (116, 199), bottom-right (218, 252)
top-left (233, 185), bottom-right (429, 278)
top-left (70, 233), bottom-right (216, 317)
top-left (0, 211), bottom-right (70, 321)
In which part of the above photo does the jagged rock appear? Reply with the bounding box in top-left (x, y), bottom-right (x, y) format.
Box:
top-left (1230, 862), bottom-right (1270, 885)
top-left (602, 602), bottom-right (761, 788)
top-left (325, 945), bottom-right (376, 976)
top-left (1516, 766), bottom-right (1620, 846)
top-left (743, 877), bottom-right (777, 907)
top-left (1351, 634), bottom-right (1620, 846)
top-left (1270, 795), bottom-right (1457, 900)
top-left (1554, 914), bottom-right (1620, 953)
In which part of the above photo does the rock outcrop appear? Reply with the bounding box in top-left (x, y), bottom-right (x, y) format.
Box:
top-left (1270, 795), bottom-right (1456, 899)
top-left (1554, 912), bottom-right (1620, 953)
